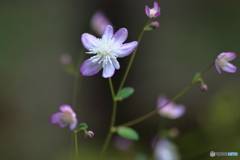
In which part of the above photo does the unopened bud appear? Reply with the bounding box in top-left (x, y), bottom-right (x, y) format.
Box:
top-left (201, 84), bottom-right (208, 92)
top-left (85, 130), bottom-right (94, 138)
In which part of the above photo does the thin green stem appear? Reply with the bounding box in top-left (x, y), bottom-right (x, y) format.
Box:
top-left (117, 18), bottom-right (152, 93)
top-left (100, 78), bottom-right (117, 157)
top-left (74, 131), bottom-right (79, 160)
top-left (116, 62), bottom-right (215, 128)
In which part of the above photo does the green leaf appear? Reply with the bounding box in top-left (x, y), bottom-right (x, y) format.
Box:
top-left (76, 123), bottom-right (88, 130)
top-left (116, 87), bottom-right (134, 101)
top-left (117, 126), bottom-right (139, 140)
top-left (192, 72), bottom-right (201, 83)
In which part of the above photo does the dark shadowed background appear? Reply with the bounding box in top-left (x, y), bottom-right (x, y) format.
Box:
top-left (1, 0), bottom-right (240, 160)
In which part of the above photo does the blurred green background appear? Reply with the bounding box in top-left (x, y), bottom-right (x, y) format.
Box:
top-left (0, 0), bottom-right (240, 159)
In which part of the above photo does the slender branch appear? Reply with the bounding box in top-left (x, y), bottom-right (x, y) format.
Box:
top-left (117, 18), bottom-right (152, 93)
top-left (74, 131), bottom-right (79, 160)
top-left (100, 78), bottom-right (117, 156)
top-left (116, 62), bottom-right (215, 128)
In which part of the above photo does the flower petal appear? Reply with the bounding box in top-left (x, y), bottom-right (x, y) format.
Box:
top-left (170, 105), bottom-right (185, 119)
top-left (80, 59), bottom-right (102, 76)
top-left (145, 6), bottom-right (151, 17)
top-left (59, 104), bottom-right (73, 112)
top-left (114, 41), bottom-right (138, 57)
top-left (221, 62), bottom-right (237, 73)
top-left (111, 58), bottom-right (120, 69)
top-left (215, 60), bottom-right (222, 74)
top-left (81, 33), bottom-right (97, 50)
top-left (102, 25), bottom-right (113, 41)
top-left (50, 112), bottom-right (63, 124)
top-left (113, 28), bottom-right (128, 44)
top-left (69, 118), bottom-right (78, 130)
top-left (153, 2), bottom-right (159, 10)
top-left (157, 95), bottom-right (169, 108)
top-left (223, 52), bottom-right (236, 61)
top-left (102, 63), bottom-right (115, 78)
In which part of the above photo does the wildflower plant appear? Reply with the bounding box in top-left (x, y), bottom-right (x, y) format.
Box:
top-left (49, 1), bottom-right (237, 159)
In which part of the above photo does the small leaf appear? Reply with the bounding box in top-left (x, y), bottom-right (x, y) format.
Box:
top-left (192, 72), bottom-right (201, 83)
top-left (116, 87), bottom-right (134, 101)
top-left (76, 123), bottom-right (88, 130)
top-left (117, 126), bottom-right (139, 140)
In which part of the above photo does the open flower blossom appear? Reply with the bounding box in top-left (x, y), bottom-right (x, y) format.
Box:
top-left (215, 52), bottom-right (237, 74)
top-left (80, 25), bottom-right (138, 78)
top-left (50, 104), bottom-right (78, 130)
top-left (90, 11), bottom-right (112, 36)
top-left (145, 2), bottom-right (161, 18)
top-left (157, 95), bottom-right (185, 119)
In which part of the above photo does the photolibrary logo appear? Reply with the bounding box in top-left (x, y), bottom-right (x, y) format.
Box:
top-left (210, 151), bottom-right (238, 157)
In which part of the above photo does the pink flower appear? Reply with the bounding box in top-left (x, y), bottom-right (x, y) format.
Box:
top-left (80, 25), bottom-right (138, 78)
top-left (157, 95), bottom-right (185, 119)
top-left (91, 11), bottom-right (112, 36)
top-left (50, 105), bottom-right (78, 130)
top-left (215, 52), bottom-right (237, 74)
top-left (86, 130), bottom-right (94, 138)
top-left (145, 2), bottom-right (161, 18)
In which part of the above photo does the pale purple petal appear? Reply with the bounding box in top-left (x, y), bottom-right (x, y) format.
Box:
top-left (50, 112), bottom-right (67, 127)
top-left (170, 105), bottom-right (186, 119)
top-left (223, 52), bottom-right (236, 61)
top-left (217, 52), bottom-right (225, 58)
top-left (81, 33), bottom-right (97, 50)
top-left (113, 28), bottom-right (128, 44)
top-left (112, 58), bottom-right (120, 69)
top-left (69, 119), bottom-right (78, 130)
top-left (221, 62), bottom-right (237, 73)
top-left (157, 95), bottom-right (169, 108)
top-left (91, 11), bottom-right (111, 36)
top-left (102, 25), bottom-right (113, 41)
top-left (215, 60), bottom-right (222, 74)
top-left (153, 2), bottom-right (159, 10)
top-left (50, 112), bottom-right (62, 124)
top-left (59, 104), bottom-right (73, 112)
top-left (80, 59), bottom-right (102, 76)
top-left (154, 12), bottom-right (161, 18)
top-left (145, 6), bottom-right (150, 17)
top-left (114, 41), bottom-right (138, 57)
top-left (102, 63), bottom-right (115, 78)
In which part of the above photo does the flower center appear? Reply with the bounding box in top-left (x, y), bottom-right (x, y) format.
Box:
top-left (87, 35), bottom-right (120, 67)
top-left (216, 57), bottom-right (227, 68)
top-left (62, 111), bottom-right (74, 124)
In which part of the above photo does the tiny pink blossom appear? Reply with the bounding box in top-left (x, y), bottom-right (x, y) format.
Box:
top-left (150, 21), bottom-right (160, 28)
top-left (201, 83), bottom-right (208, 92)
top-left (145, 2), bottom-right (161, 18)
top-left (50, 104), bottom-right (78, 130)
top-left (157, 95), bottom-right (185, 119)
top-left (215, 52), bottom-right (237, 74)
top-left (91, 11), bottom-right (112, 36)
top-left (80, 25), bottom-right (138, 78)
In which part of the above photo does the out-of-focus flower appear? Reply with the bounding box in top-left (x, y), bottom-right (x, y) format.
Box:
top-left (91, 11), bottom-right (112, 36)
top-left (215, 52), bottom-right (237, 74)
top-left (114, 135), bottom-right (133, 151)
top-left (145, 2), bottom-right (161, 18)
top-left (150, 21), bottom-right (160, 28)
top-left (201, 83), bottom-right (208, 92)
top-left (157, 95), bottom-right (185, 119)
top-left (80, 25), bottom-right (138, 78)
top-left (85, 130), bottom-right (94, 138)
top-left (60, 53), bottom-right (72, 65)
top-left (50, 104), bottom-right (78, 130)
top-left (154, 137), bottom-right (180, 160)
